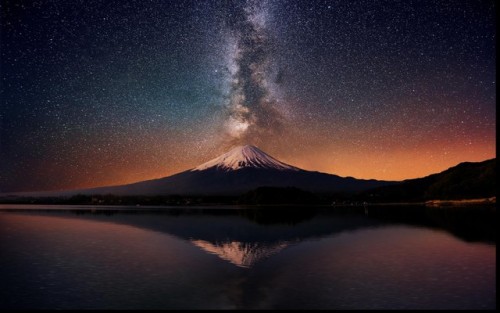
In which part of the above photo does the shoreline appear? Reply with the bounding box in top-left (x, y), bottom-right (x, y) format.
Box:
top-left (0, 198), bottom-right (496, 211)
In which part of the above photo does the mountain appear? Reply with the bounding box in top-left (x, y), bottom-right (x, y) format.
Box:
top-left (17, 145), bottom-right (393, 197)
top-left (360, 158), bottom-right (496, 202)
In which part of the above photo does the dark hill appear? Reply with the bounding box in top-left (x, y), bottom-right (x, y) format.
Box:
top-left (239, 186), bottom-right (322, 205)
top-left (360, 158), bottom-right (495, 202)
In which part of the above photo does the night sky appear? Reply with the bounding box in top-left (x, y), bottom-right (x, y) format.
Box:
top-left (0, 0), bottom-right (496, 192)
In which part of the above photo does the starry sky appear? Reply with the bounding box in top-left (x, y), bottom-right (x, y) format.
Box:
top-left (0, 0), bottom-right (496, 192)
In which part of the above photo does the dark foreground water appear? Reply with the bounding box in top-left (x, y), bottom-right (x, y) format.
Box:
top-left (0, 205), bottom-right (495, 309)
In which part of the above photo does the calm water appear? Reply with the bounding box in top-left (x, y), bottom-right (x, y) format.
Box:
top-left (0, 205), bottom-right (495, 309)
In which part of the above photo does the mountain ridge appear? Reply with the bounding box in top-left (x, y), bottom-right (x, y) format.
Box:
top-left (359, 158), bottom-right (496, 202)
top-left (3, 146), bottom-right (493, 199)
top-left (4, 145), bottom-right (394, 197)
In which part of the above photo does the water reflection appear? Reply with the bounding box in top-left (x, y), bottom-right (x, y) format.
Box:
top-left (1, 205), bottom-right (495, 268)
top-left (62, 208), bottom-right (385, 268)
top-left (0, 205), bottom-right (495, 309)
top-left (191, 240), bottom-right (290, 268)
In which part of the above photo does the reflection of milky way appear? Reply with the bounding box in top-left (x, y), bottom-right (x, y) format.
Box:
top-left (0, 0), bottom-right (496, 192)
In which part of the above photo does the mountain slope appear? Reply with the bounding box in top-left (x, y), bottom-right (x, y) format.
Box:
top-left (360, 158), bottom-right (496, 202)
top-left (23, 145), bottom-right (393, 197)
top-left (75, 162), bottom-right (389, 196)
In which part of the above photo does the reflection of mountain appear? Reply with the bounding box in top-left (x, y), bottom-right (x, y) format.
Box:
top-left (116, 211), bottom-right (380, 267)
top-left (132, 212), bottom-right (377, 267)
top-left (191, 240), bottom-right (290, 268)
top-left (6, 206), bottom-right (495, 267)
top-left (13, 208), bottom-right (383, 267)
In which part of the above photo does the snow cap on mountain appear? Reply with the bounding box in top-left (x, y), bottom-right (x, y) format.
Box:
top-left (192, 145), bottom-right (299, 172)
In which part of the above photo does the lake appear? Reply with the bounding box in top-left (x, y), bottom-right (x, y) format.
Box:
top-left (0, 204), bottom-right (495, 309)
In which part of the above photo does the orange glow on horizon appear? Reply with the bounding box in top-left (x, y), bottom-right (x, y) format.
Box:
top-left (40, 138), bottom-right (495, 192)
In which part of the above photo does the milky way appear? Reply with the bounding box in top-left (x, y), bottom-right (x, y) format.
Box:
top-left (221, 0), bottom-right (285, 146)
top-left (0, 0), bottom-right (496, 192)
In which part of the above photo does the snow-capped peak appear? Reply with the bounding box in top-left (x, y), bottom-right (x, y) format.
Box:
top-left (192, 145), bottom-right (299, 172)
